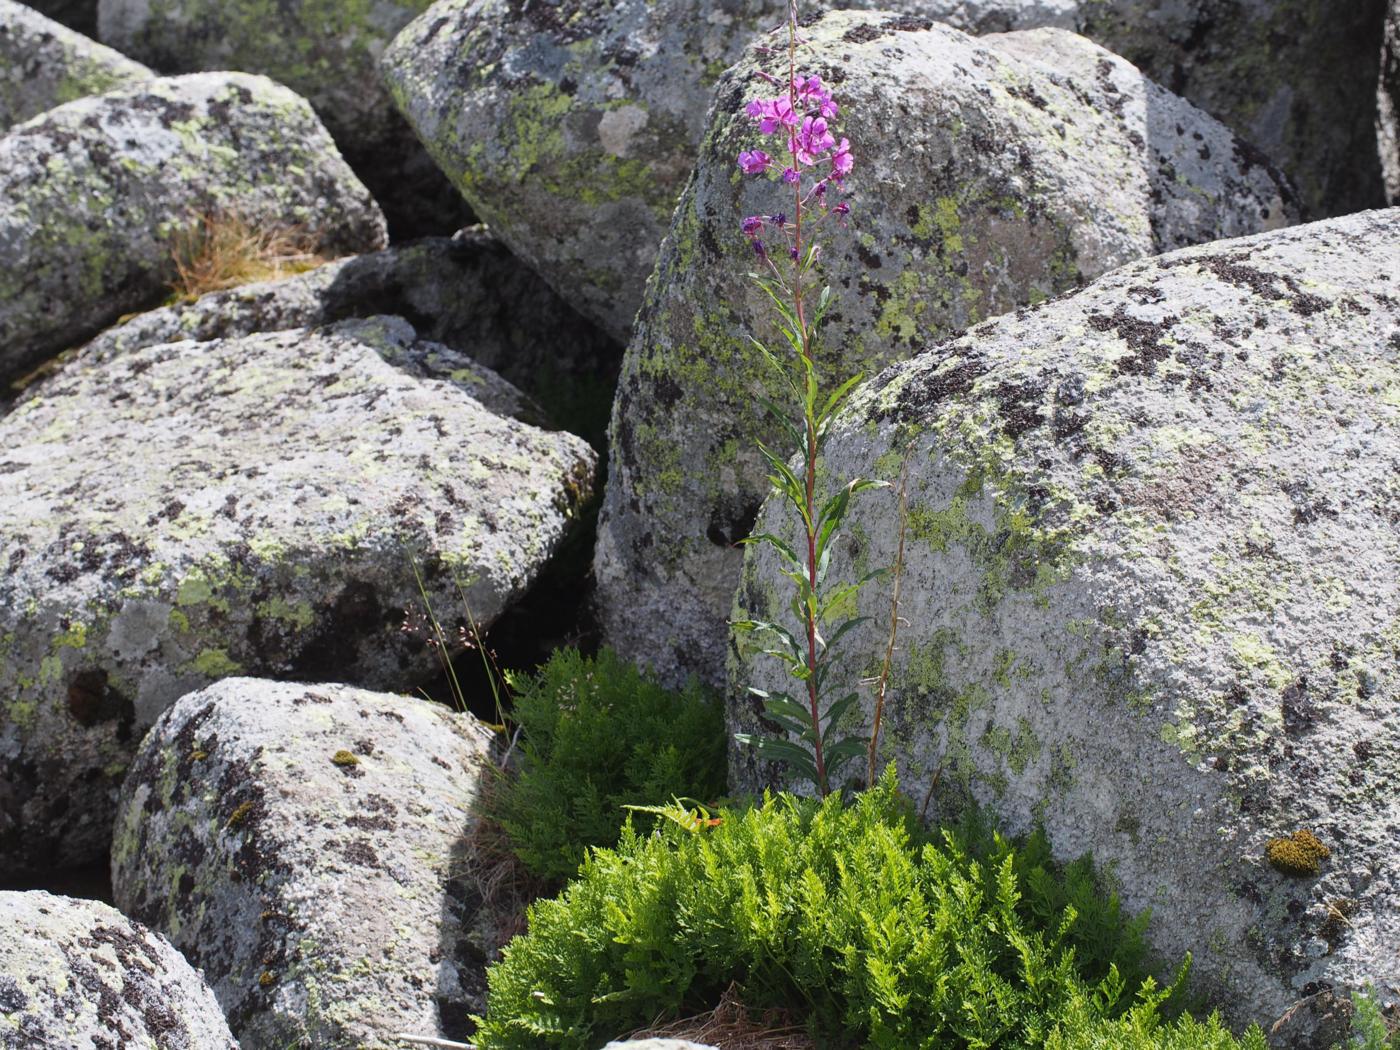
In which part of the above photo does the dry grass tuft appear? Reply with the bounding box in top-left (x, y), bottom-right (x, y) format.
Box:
top-left (625, 984), bottom-right (817, 1050)
top-left (454, 758), bottom-right (549, 960)
top-left (168, 211), bottom-right (330, 302)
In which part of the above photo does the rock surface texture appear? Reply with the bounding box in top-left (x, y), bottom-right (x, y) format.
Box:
top-left (0, 316), bottom-right (595, 876)
top-left (113, 678), bottom-right (496, 1049)
top-left (0, 890), bottom-right (237, 1049)
top-left (78, 229), bottom-right (620, 409)
top-left (596, 10), bottom-right (1296, 688)
top-left (731, 209), bottom-right (1400, 1029)
top-left (1072, 0), bottom-right (1387, 219)
top-left (96, 0), bottom-right (469, 239)
top-left (0, 72), bottom-right (386, 384)
top-left (0, 0), bottom-right (151, 130)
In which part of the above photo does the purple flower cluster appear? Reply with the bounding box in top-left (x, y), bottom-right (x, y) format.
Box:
top-left (736, 73), bottom-right (852, 256)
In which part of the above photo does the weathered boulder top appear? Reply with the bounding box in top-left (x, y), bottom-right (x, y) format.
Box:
top-left (0, 0), bottom-right (152, 130)
top-left (0, 316), bottom-right (596, 877)
top-left (0, 71), bottom-right (386, 385)
top-left (0, 890), bottom-right (238, 1049)
top-left (595, 8), bottom-right (1297, 691)
top-left (732, 208), bottom-right (1400, 1026)
top-left (94, 0), bottom-right (466, 239)
top-left (95, 0), bottom-right (429, 137)
top-left (75, 229), bottom-right (621, 403)
top-left (1070, 0), bottom-right (1387, 220)
top-left (112, 678), bottom-right (495, 1048)
top-left (381, 0), bottom-right (1087, 344)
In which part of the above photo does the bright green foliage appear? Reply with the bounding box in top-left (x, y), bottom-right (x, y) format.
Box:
top-left (474, 771), bottom-right (1266, 1049)
top-left (1347, 987), bottom-right (1400, 1049)
top-left (490, 648), bottom-right (726, 883)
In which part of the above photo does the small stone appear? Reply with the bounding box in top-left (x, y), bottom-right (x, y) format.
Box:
top-left (96, 0), bottom-right (471, 238)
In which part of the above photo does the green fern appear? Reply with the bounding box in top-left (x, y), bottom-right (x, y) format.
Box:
top-left (474, 770), bottom-right (1266, 1049)
top-left (487, 648), bottom-right (727, 883)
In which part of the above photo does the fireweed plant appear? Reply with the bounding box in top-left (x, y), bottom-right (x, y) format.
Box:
top-left (731, 3), bottom-right (888, 797)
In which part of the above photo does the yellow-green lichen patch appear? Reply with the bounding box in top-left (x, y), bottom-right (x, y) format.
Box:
top-left (1265, 830), bottom-right (1330, 877)
top-left (225, 801), bottom-right (255, 830)
top-left (331, 749), bottom-right (360, 768)
top-left (185, 649), bottom-right (243, 678)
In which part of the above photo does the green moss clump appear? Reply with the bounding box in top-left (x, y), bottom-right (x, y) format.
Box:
top-left (258, 970), bottom-right (275, 988)
top-left (331, 749), bottom-right (360, 768)
top-left (1265, 829), bottom-right (1330, 876)
top-left (474, 772), bottom-right (1266, 1050)
top-left (487, 648), bottom-right (726, 884)
top-left (225, 801), bottom-right (255, 830)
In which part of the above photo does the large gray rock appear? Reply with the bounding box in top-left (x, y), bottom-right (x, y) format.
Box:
top-left (384, 0), bottom-right (1041, 343)
top-left (1382, 0), bottom-right (1400, 204)
top-left (113, 678), bottom-right (497, 1049)
top-left (0, 0), bottom-right (151, 130)
top-left (596, 11), bottom-right (1297, 688)
top-left (0, 316), bottom-right (596, 876)
top-left (731, 208), bottom-right (1400, 1029)
top-left (0, 889), bottom-right (237, 1048)
top-left (1072, 0), bottom-right (1387, 220)
top-left (78, 229), bottom-right (621, 421)
top-left (0, 73), bottom-right (386, 385)
top-left (96, 0), bottom-right (469, 239)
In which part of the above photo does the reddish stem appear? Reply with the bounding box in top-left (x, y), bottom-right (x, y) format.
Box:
top-left (785, 1), bottom-right (827, 797)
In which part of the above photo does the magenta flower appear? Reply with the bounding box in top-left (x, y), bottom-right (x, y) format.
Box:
top-left (834, 201), bottom-right (850, 215)
top-left (797, 75), bottom-right (839, 119)
top-left (831, 138), bottom-right (853, 179)
top-left (793, 116), bottom-right (836, 166)
top-left (741, 215), bottom-right (764, 236)
top-left (782, 166), bottom-right (800, 184)
top-left (749, 97), bottom-right (796, 135)
top-left (738, 149), bottom-right (772, 175)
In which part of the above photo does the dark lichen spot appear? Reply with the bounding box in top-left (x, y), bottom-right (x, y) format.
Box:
top-left (1265, 829), bottom-right (1330, 876)
top-left (1087, 309), bottom-right (1178, 376)
top-left (0, 975), bottom-right (27, 1012)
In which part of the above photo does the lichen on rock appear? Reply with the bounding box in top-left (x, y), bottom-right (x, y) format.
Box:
top-left (730, 207), bottom-right (1400, 1029)
top-left (595, 9), bottom-right (1297, 689)
top-left (381, 0), bottom-right (1079, 343)
top-left (112, 678), bottom-right (498, 1048)
top-left (0, 72), bottom-right (387, 385)
top-left (0, 0), bottom-right (152, 131)
top-left (95, 0), bottom-right (467, 238)
top-left (0, 316), bottom-right (595, 876)
top-left (0, 889), bottom-right (236, 1048)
